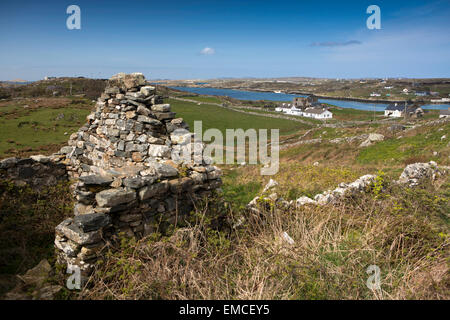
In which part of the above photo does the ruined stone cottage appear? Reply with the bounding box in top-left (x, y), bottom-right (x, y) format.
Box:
top-left (48, 72), bottom-right (222, 278)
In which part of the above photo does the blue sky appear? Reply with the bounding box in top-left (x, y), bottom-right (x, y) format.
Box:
top-left (0, 0), bottom-right (449, 80)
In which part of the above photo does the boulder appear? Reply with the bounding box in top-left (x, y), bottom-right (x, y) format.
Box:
top-left (398, 161), bottom-right (442, 187)
top-left (359, 133), bottom-right (384, 148)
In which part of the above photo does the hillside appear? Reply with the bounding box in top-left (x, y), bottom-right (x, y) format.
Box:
top-left (0, 78), bottom-right (449, 300)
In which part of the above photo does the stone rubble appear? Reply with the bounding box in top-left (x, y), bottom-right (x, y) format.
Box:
top-left (247, 161), bottom-right (448, 215)
top-left (0, 155), bottom-right (67, 188)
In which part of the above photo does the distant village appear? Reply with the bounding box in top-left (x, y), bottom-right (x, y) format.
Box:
top-left (274, 96), bottom-right (450, 120)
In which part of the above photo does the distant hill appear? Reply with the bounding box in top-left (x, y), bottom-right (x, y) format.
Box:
top-left (0, 77), bottom-right (107, 99)
top-left (8, 79), bottom-right (28, 83)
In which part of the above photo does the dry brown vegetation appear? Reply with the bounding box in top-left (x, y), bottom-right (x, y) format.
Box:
top-left (78, 175), bottom-right (449, 300)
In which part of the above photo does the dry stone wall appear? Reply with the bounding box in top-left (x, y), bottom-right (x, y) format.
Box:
top-left (0, 155), bottom-right (68, 188)
top-left (47, 73), bottom-right (222, 278)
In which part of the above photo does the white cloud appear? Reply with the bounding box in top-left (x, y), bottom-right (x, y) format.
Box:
top-left (200, 47), bottom-right (215, 55)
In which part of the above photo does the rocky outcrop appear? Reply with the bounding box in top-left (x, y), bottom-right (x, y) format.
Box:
top-left (359, 133), bottom-right (384, 148)
top-left (397, 161), bottom-right (446, 187)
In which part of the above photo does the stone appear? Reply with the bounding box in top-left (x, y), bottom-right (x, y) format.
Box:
top-left (73, 213), bottom-right (111, 233)
top-left (35, 285), bottom-right (64, 300)
top-left (151, 104), bottom-right (171, 112)
top-left (398, 162), bottom-right (442, 187)
top-left (55, 219), bottom-right (102, 245)
top-left (126, 111), bottom-right (137, 119)
top-left (79, 175), bottom-right (113, 186)
top-left (125, 92), bottom-right (145, 100)
top-left (123, 176), bottom-right (146, 189)
top-left (136, 105), bottom-right (151, 116)
top-left (296, 196), bottom-right (317, 206)
top-left (263, 179), bottom-right (278, 193)
top-left (154, 112), bottom-right (176, 121)
top-left (388, 124), bottom-right (406, 132)
top-left (105, 86), bottom-right (121, 94)
top-left (59, 146), bottom-right (74, 154)
top-left (171, 129), bottom-right (192, 145)
top-left (359, 133), bottom-right (384, 148)
top-left (207, 168), bottom-right (222, 180)
top-left (95, 188), bottom-right (136, 207)
top-left (152, 162), bottom-right (179, 178)
top-left (140, 86), bottom-right (155, 96)
top-left (76, 190), bottom-right (94, 204)
top-left (138, 181), bottom-right (169, 200)
top-left (54, 237), bottom-right (80, 257)
top-left (148, 145), bottom-right (171, 158)
top-left (30, 155), bottom-right (50, 163)
top-left (281, 232), bottom-right (295, 245)
top-left (119, 213), bottom-right (142, 222)
top-left (110, 72), bottom-right (146, 89)
top-left (74, 203), bottom-right (94, 215)
top-left (137, 115), bottom-right (161, 126)
top-left (132, 152), bottom-right (143, 162)
top-left (169, 177), bottom-right (193, 193)
top-left (0, 157), bottom-right (18, 169)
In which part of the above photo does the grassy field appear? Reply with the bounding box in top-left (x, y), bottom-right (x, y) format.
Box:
top-left (179, 95), bottom-right (223, 104)
top-left (0, 98), bottom-right (91, 158)
top-left (357, 123), bottom-right (450, 165)
top-left (167, 98), bottom-right (312, 135)
top-left (329, 107), bottom-right (385, 122)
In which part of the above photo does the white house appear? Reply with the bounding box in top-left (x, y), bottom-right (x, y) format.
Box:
top-left (275, 107), bottom-right (291, 113)
top-left (385, 104), bottom-right (417, 118)
top-left (302, 107), bottom-right (333, 119)
top-left (276, 106), bottom-right (333, 119)
top-left (370, 93), bottom-right (381, 97)
top-left (384, 104), bottom-right (405, 117)
top-left (284, 107), bottom-right (304, 116)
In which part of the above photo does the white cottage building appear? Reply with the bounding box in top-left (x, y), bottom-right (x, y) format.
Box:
top-left (385, 104), bottom-right (405, 117)
top-left (276, 106), bottom-right (332, 119)
top-left (302, 107), bottom-right (333, 119)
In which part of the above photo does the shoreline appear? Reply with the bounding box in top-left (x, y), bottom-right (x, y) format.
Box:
top-left (167, 85), bottom-right (450, 109)
top-left (171, 85), bottom-right (432, 104)
top-left (210, 87), bottom-right (405, 104)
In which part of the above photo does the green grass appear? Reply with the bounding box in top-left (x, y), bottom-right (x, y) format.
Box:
top-left (221, 168), bottom-right (261, 211)
top-left (329, 107), bottom-right (385, 122)
top-left (0, 106), bottom-right (89, 156)
top-left (357, 123), bottom-right (450, 165)
top-left (167, 98), bottom-right (312, 135)
top-left (180, 95), bottom-right (223, 104)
